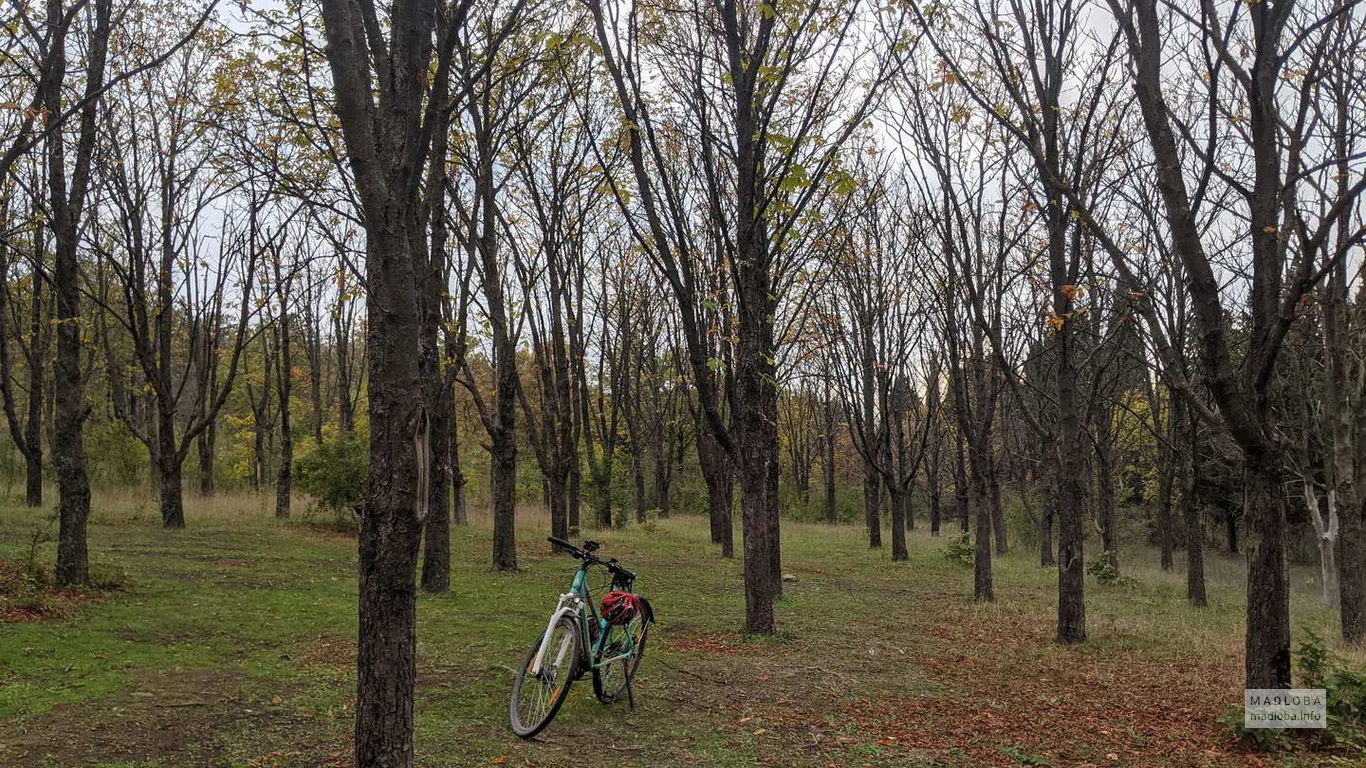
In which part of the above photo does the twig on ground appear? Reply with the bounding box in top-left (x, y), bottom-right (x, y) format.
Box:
top-left (654, 657), bottom-right (729, 685)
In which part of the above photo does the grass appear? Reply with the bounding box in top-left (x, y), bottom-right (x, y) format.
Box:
top-left (0, 489), bottom-right (1362, 767)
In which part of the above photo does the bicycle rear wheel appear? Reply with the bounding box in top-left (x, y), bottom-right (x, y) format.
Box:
top-left (510, 615), bottom-right (580, 738)
top-left (592, 614), bottom-right (648, 704)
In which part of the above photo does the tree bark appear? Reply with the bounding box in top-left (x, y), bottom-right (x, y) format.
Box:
top-left (823, 393), bottom-right (837, 525)
top-left (197, 424), bottom-right (215, 496)
top-left (1154, 386), bottom-right (1175, 570)
top-left (419, 119), bottom-right (452, 593)
top-left (158, 404), bottom-right (184, 529)
top-left (275, 298), bottom-right (293, 520)
top-left (53, 0), bottom-right (109, 586)
top-left (1040, 493), bottom-right (1056, 568)
top-left (23, 272), bottom-right (46, 508)
top-left (1053, 284), bottom-right (1086, 645)
top-left (1244, 458), bottom-right (1291, 688)
top-left (989, 449), bottom-right (1006, 556)
top-left (699, 424), bottom-right (734, 557)
top-left (1174, 397), bottom-right (1205, 606)
top-left (1302, 482), bottom-right (1339, 607)
top-left (889, 486), bottom-right (908, 562)
top-left (317, 0), bottom-right (462, 762)
top-left (1096, 432), bottom-right (1118, 572)
top-left (863, 469), bottom-right (882, 548)
top-left (954, 430), bottom-right (969, 533)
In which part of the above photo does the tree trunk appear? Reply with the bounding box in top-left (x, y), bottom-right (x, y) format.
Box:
top-left (738, 414), bottom-right (778, 632)
top-left (23, 286), bottom-right (44, 507)
top-left (158, 406), bottom-right (184, 529)
top-left (767, 445), bottom-right (783, 601)
top-left (54, 164), bottom-right (92, 577)
top-left (1341, 495), bottom-right (1365, 644)
top-left (1174, 399), bottom-right (1206, 606)
top-left (418, 151), bottom-right (452, 592)
top-left (1097, 440), bottom-right (1118, 572)
top-left (930, 484), bottom-right (941, 536)
top-left (1054, 317), bottom-right (1086, 644)
top-left (252, 416), bottom-right (267, 492)
top-left (336, 305), bottom-right (355, 434)
top-left (954, 431), bottom-right (969, 533)
top-left (308, 314), bottom-right (324, 447)
top-left (419, 391), bottom-right (451, 591)
top-left (198, 424), bottom-right (215, 496)
top-left (1243, 457), bottom-right (1291, 689)
top-left (567, 456), bottom-right (581, 534)
top-left (1303, 483), bottom-right (1338, 607)
top-left (595, 451), bottom-right (614, 528)
top-left (1156, 452), bottom-right (1174, 571)
top-left (275, 306), bottom-right (293, 520)
top-left (989, 450), bottom-right (1006, 555)
top-left (490, 429), bottom-right (518, 570)
top-left (51, 0), bottom-right (108, 586)
top-left (348, 233), bottom-right (426, 768)
top-left (823, 396), bottom-right (837, 524)
top-left (1155, 394), bottom-right (1176, 570)
top-left (653, 434), bottom-right (673, 519)
top-left (450, 405), bottom-right (467, 526)
top-left (733, 179), bottom-right (780, 632)
top-left (1040, 494), bottom-right (1056, 567)
top-left (889, 485), bottom-right (908, 561)
top-left (314, 1), bottom-right (444, 762)
top-left (24, 449), bottom-right (41, 509)
top-left (275, 428), bottom-right (292, 519)
top-left (631, 450), bottom-right (647, 524)
top-left (699, 424), bottom-right (734, 556)
top-left (863, 469), bottom-right (881, 548)
top-left (970, 436), bottom-right (993, 602)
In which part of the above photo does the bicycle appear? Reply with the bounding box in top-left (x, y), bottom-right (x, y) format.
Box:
top-left (509, 536), bottom-right (654, 739)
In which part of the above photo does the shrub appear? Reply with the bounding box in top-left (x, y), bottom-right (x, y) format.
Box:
top-left (1297, 631), bottom-right (1366, 750)
top-left (641, 508), bottom-right (660, 534)
top-left (1085, 553), bottom-right (1122, 585)
top-left (942, 533), bottom-right (974, 566)
top-left (1222, 631), bottom-right (1366, 752)
top-left (295, 430), bottom-right (368, 523)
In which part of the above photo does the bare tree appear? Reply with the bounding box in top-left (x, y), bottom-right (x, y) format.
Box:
top-left (47, 0), bottom-right (111, 585)
top-left (315, 0), bottom-right (471, 762)
top-left (587, 0), bottom-right (909, 633)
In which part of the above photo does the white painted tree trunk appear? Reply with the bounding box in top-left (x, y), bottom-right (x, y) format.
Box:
top-left (1303, 481), bottom-right (1340, 608)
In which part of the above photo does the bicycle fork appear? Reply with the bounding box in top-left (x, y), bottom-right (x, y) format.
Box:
top-left (530, 593), bottom-right (582, 676)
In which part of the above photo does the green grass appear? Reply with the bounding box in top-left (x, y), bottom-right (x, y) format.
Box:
top-left (0, 490), bottom-right (1360, 767)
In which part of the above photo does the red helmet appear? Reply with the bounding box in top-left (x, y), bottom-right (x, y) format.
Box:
top-left (600, 590), bottom-right (641, 625)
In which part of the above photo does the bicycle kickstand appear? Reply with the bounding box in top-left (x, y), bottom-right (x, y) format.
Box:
top-left (625, 672), bottom-right (636, 710)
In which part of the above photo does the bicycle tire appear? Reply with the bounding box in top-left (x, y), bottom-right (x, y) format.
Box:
top-left (509, 615), bottom-right (580, 738)
top-left (592, 616), bottom-right (647, 704)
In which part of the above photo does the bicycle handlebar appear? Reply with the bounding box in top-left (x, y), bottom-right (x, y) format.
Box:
top-left (547, 536), bottom-right (577, 554)
top-left (545, 536), bottom-right (636, 582)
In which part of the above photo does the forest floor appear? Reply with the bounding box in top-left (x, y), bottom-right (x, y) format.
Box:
top-left (0, 492), bottom-right (1361, 768)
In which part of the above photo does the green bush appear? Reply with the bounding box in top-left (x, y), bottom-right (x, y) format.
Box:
top-left (1297, 631), bottom-right (1366, 750)
top-left (641, 508), bottom-right (661, 534)
top-left (295, 429), bottom-right (368, 523)
top-left (85, 417), bottom-right (148, 486)
top-left (1086, 553), bottom-right (1122, 585)
top-left (942, 533), bottom-right (973, 566)
top-left (1222, 631), bottom-right (1366, 752)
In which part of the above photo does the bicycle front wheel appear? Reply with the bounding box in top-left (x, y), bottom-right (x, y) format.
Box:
top-left (510, 615), bottom-right (581, 738)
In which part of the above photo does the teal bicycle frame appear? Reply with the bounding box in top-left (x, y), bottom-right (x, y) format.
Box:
top-left (529, 560), bottom-right (637, 677)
